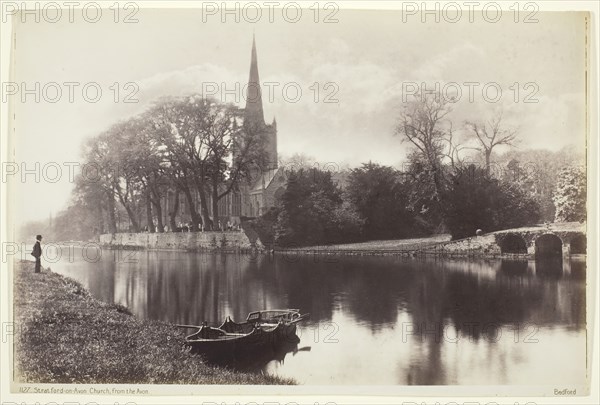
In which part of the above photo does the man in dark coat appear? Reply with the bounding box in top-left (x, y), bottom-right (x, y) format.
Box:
top-left (31, 235), bottom-right (42, 273)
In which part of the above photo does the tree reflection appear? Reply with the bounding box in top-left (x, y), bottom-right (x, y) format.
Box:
top-left (65, 251), bottom-right (586, 383)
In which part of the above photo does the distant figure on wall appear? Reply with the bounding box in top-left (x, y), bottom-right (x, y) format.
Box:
top-left (31, 235), bottom-right (42, 273)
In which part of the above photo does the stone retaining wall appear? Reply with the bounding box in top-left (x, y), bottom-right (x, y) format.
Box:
top-left (99, 231), bottom-right (263, 251)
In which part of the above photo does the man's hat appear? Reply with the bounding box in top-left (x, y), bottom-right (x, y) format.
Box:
top-left (36, 235), bottom-right (42, 240)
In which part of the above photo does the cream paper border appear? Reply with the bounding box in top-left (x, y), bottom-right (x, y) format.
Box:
top-left (0, 1), bottom-right (598, 404)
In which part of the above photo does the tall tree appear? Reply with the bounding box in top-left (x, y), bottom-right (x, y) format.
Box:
top-left (275, 168), bottom-right (361, 246)
top-left (149, 96), bottom-right (214, 230)
top-left (395, 91), bottom-right (453, 226)
top-left (465, 111), bottom-right (518, 174)
top-left (107, 119), bottom-right (149, 232)
top-left (346, 162), bottom-right (416, 239)
top-left (206, 106), bottom-right (267, 224)
top-left (82, 132), bottom-right (123, 233)
top-left (72, 173), bottom-right (112, 235)
top-left (443, 165), bottom-right (540, 239)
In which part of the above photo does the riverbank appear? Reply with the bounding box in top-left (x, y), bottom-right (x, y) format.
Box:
top-left (274, 222), bottom-right (586, 258)
top-left (275, 234), bottom-right (452, 256)
top-left (99, 230), bottom-right (263, 252)
top-left (13, 260), bottom-right (293, 385)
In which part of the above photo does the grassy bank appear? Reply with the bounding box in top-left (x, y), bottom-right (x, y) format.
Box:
top-left (14, 261), bottom-right (294, 384)
top-left (279, 234), bottom-right (451, 253)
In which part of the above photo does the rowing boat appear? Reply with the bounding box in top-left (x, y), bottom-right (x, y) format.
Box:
top-left (180, 309), bottom-right (309, 361)
top-left (220, 309), bottom-right (309, 337)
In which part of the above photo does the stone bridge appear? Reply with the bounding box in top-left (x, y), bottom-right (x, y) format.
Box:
top-left (436, 222), bottom-right (586, 259)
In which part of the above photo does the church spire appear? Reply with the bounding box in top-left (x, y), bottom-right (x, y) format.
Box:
top-left (245, 34), bottom-right (265, 127)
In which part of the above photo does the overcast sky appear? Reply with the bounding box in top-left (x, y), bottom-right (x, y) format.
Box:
top-left (10, 7), bottom-right (587, 222)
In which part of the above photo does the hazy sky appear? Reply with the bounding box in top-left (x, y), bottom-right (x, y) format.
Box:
top-left (10, 7), bottom-right (588, 222)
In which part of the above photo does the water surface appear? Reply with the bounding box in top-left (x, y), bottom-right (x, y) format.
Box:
top-left (49, 249), bottom-right (587, 385)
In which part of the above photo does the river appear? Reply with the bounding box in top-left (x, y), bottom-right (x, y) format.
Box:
top-left (45, 247), bottom-right (587, 385)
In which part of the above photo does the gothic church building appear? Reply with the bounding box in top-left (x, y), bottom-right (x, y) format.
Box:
top-left (160, 36), bottom-right (286, 228)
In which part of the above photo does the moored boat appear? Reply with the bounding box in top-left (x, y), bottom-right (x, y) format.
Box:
top-left (184, 322), bottom-right (288, 360)
top-left (220, 309), bottom-right (309, 338)
top-left (180, 309), bottom-right (309, 361)
top-left (245, 309), bottom-right (307, 324)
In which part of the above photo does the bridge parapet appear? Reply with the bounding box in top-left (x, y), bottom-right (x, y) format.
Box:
top-left (493, 223), bottom-right (585, 258)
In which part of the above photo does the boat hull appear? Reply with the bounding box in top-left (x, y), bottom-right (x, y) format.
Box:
top-left (185, 322), bottom-right (296, 362)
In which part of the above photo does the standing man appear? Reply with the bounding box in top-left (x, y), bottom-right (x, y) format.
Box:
top-left (31, 235), bottom-right (42, 273)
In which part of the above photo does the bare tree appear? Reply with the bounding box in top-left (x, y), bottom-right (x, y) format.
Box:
top-left (442, 122), bottom-right (476, 169)
top-left (396, 93), bottom-right (450, 165)
top-left (206, 108), bottom-right (267, 226)
top-left (396, 91), bottom-right (453, 200)
top-left (150, 95), bottom-right (265, 229)
top-left (150, 96), bottom-right (210, 231)
top-left (465, 111), bottom-right (519, 174)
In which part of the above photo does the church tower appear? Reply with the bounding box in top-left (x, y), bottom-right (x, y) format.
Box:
top-left (244, 35), bottom-right (278, 169)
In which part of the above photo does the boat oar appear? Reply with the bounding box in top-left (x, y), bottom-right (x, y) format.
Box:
top-left (175, 324), bottom-right (203, 329)
top-left (293, 346), bottom-right (312, 356)
top-left (290, 313), bottom-right (311, 324)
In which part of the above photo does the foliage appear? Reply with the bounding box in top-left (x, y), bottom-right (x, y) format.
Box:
top-left (443, 165), bottom-right (540, 239)
top-left (394, 92), bottom-right (455, 231)
top-left (274, 169), bottom-right (363, 247)
top-left (330, 201), bottom-right (365, 242)
top-left (553, 166), bottom-right (586, 222)
top-left (70, 95), bottom-right (264, 235)
top-left (245, 208), bottom-right (279, 246)
top-left (346, 162), bottom-right (417, 240)
top-left (401, 153), bottom-right (448, 233)
top-left (49, 83), bottom-right (582, 246)
top-left (495, 146), bottom-right (584, 222)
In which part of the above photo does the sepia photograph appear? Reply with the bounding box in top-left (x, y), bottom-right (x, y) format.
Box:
top-left (0, 1), bottom-right (598, 404)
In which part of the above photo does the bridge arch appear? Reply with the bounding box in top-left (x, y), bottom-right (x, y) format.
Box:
top-left (499, 233), bottom-right (528, 254)
top-left (535, 233), bottom-right (563, 259)
top-left (570, 234), bottom-right (586, 254)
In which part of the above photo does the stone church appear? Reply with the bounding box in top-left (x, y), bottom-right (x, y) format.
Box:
top-left (234, 35), bottom-right (286, 219)
top-left (160, 36), bottom-right (286, 228)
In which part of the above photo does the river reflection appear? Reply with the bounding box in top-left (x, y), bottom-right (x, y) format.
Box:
top-left (53, 250), bottom-right (587, 385)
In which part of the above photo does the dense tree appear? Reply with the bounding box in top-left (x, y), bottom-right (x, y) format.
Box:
top-left (346, 162), bottom-right (416, 240)
top-left (72, 173), bottom-right (111, 235)
top-left (274, 168), bottom-right (363, 247)
top-left (150, 95), bottom-right (266, 229)
top-left (82, 131), bottom-right (122, 233)
top-left (553, 166), bottom-right (586, 222)
top-left (69, 95), bottom-right (267, 234)
top-left (246, 207), bottom-right (279, 246)
top-left (108, 119), bottom-right (147, 232)
top-left (150, 96), bottom-right (218, 230)
top-left (401, 152), bottom-right (450, 233)
top-left (443, 165), bottom-right (540, 239)
top-left (494, 147), bottom-right (584, 222)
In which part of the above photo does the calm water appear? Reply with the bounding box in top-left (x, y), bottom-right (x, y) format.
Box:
top-left (47, 248), bottom-right (587, 385)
